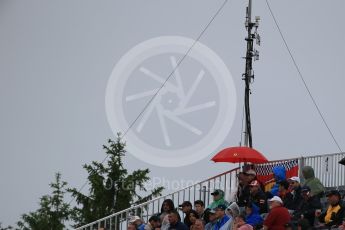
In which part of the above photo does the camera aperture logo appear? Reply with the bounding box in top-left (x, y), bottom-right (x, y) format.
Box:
top-left (105, 36), bottom-right (236, 167)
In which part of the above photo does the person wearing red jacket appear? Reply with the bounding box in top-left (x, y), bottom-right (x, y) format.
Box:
top-left (263, 196), bottom-right (291, 230)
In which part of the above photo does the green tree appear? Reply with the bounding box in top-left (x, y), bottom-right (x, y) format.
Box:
top-left (17, 173), bottom-right (74, 230)
top-left (69, 134), bottom-right (164, 227)
top-left (0, 222), bottom-right (13, 230)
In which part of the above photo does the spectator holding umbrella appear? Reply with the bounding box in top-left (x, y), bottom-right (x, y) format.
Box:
top-left (237, 172), bottom-right (251, 209)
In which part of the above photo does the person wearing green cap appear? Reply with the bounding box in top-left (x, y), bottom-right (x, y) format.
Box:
top-left (207, 189), bottom-right (230, 210)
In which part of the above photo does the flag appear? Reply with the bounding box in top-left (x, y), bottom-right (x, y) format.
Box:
top-left (254, 159), bottom-right (299, 192)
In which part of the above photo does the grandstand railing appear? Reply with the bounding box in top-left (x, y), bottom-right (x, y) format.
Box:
top-left (75, 152), bottom-right (345, 230)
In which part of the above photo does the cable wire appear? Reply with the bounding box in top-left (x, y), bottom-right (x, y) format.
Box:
top-left (68, 0), bottom-right (231, 205)
top-left (123, 0), bottom-right (230, 137)
top-left (265, 0), bottom-right (342, 152)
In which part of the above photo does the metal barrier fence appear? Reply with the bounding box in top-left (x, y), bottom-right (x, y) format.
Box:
top-left (301, 152), bottom-right (345, 188)
top-left (75, 167), bottom-right (240, 230)
top-left (75, 152), bottom-right (345, 230)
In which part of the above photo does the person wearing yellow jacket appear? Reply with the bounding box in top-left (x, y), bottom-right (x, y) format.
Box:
top-left (317, 190), bottom-right (345, 228)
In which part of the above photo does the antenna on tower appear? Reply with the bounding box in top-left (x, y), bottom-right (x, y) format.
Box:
top-left (243, 0), bottom-right (261, 148)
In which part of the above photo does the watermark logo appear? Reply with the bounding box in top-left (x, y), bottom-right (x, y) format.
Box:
top-left (105, 36), bottom-right (236, 167)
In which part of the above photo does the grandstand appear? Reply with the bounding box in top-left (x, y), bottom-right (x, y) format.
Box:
top-left (75, 152), bottom-right (345, 230)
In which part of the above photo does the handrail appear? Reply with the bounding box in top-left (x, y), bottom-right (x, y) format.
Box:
top-left (300, 151), bottom-right (345, 160)
top-left (75, 166), bottom-right (240, 229)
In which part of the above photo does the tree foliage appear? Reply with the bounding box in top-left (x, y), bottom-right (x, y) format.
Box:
top-left (17, 173), bottom-right (74, 230)
top-left (69, 134), bottom-right (164, 227)
top-left (0, 222), bottom-right (13, 230)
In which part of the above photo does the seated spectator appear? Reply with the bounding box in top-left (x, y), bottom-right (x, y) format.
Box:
top-left (185, 210), bottom-right (199, 229)
top-left (205, 209), bottom-right (217, 230)
top-left (297, 219), bottom-right (311, 230)
top-left (160, 199), bottom-right (178, 230)
top-left (179, 201), bottom-right (193, 226)
top-left (245, 202), bottom-right (263, 229)
top-left (237, 172), bottom-right (250, 209)
top-left (193, 219), bottom-right (205, 230)
top-left (129, 216), bottom-right (145, 230)
top-left (284, 222), bottom-right (293, 230)
top-left (293, 185), bottom-right (321, 227)
top-left (168, 210), bottom-right (189, 230)
top-left (301, 166), bottom-right (325, 198)
top-left (145, 215), bottom-right (161, 230)
top-left (128, 223), bottom-right (138, 230)
top-left (317, 190), bottom-right (345, 228)
top-left (278, 180), bottom-right (294, 210)
top-left (244, 169), bottom-right (258, 187)
top-left (248, 180), bottom-right (268, 214)
top-left (270, 166), bottom-right (286, 197)
top-left (238, 169), bottom-right (263, 209)
top-left (226, 202), bottom-right (241, 230)
top-left (214, 204), bottom-right (232, 230)
top-left (227, 202), bottom-right (240, 220)
top-left (233, 214), bottom-right (253, 230)
top-left (339, 218), bottom-right (345, 230)
top-left (208, 189), bottom-right (229, 210)
top-left (263, 196), bottom-right (291, 230)
top-left (194, 200), bottom-right (206, 222)
top-left (287, 176), bottom-right (303, 210)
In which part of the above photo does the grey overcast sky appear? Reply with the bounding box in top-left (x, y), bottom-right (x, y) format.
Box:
top-left (0, 0), bottom-right (344, 227)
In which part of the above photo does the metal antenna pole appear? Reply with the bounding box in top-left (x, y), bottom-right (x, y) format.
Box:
top-left (243, 0), bottom-right (260, 148)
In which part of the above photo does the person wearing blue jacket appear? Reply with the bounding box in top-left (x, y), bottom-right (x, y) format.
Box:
top-left (245, 202), bottom-right (263, 229)
top-left (214, 204), bottom-right (231, 230)
top-left (270, 166), bottom-right (286, 196)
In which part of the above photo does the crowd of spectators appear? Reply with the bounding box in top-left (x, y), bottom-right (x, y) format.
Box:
top-left (125, 166), bottom-right (345, 230)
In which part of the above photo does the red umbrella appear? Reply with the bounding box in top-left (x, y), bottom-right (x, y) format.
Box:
top-left (211, 146), bottom-right (268, 164)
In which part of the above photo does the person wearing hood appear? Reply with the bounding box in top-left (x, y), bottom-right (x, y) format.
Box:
top-left (208, 189), bottom-right (230, 210)
top-left (270, 166), bottom-right (286, 197)
top-left (245, 202), bottom-right (263, 228)
top-left (226, 202), bottom-right (241, 230)
top-left (301, 166), bottom-right (325, 197)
